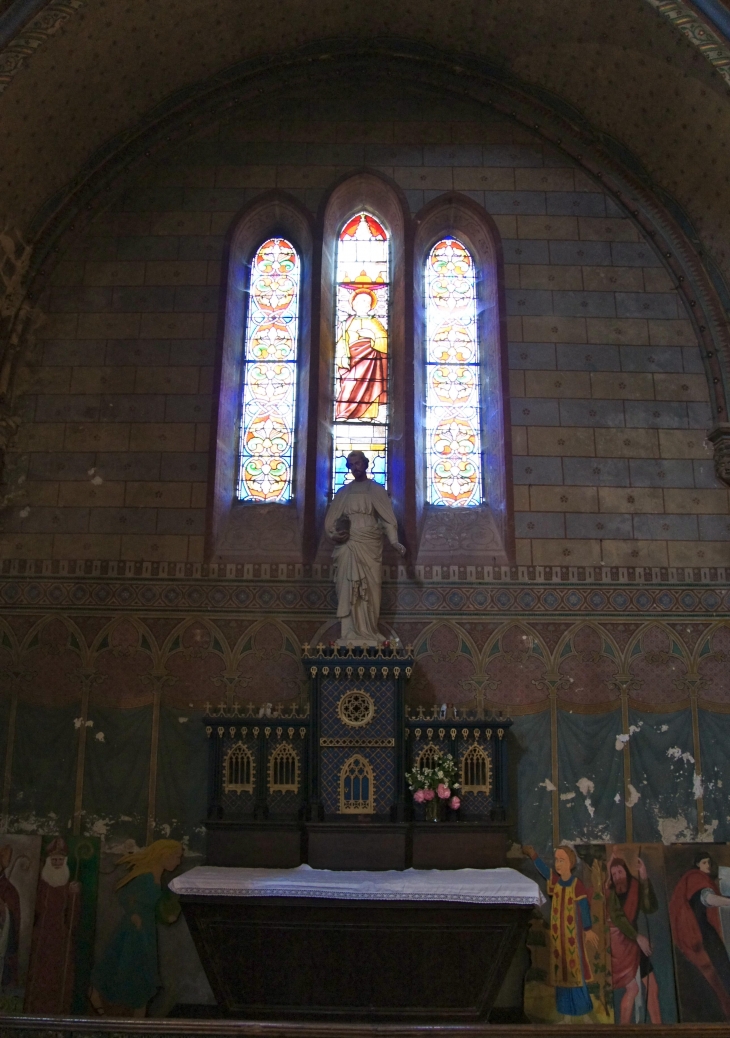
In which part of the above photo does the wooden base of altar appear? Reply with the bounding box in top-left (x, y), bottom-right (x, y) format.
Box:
top-left (205, 820), bottom-right (508, 870)
top-left (180, 894), bottom-right (531, 1022)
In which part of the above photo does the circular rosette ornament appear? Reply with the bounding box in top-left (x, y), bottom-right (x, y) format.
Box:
top-left (252, 273), bottom-right (297, 315)
top-left (431, 416), bottom-right (479, 506)
top-left (431, 458), bottom-right (479, 507)
top-left (432, 415), bottom-right (478, 458)
top-left (241, 455), bottom-right (290, 502)
top-left (430, 364), bottom-right (475, 406)
top-left (246, 363), bottom-right (294, 407)
top-left (429, 321), bottom-right (475, 365)
top-left (250, 319), bottom-right (295, 362)
top-left (244, 413), bottom-right (290, 458)
top-left (256, 238), bottom-right (298, 278)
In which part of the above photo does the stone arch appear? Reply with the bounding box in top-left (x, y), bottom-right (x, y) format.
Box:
top-left (89, 615), bottom-right (160, 710)
top-left (410, 620), bottom-right (477, 708)
top-left (554, 621), bottom-right (621, 707)
top-left (231, 618), bottom-right (304, 706)
top-left (481, 622), bottom-right (551, 708)
top-left (696, 620), bottom-right (730, 706)
top-left (17, 614), bottom-right (89, 707)
top-left (158, 616), bottom-right (231, 711)
top-left (626, 621), bottom-right (691, 709)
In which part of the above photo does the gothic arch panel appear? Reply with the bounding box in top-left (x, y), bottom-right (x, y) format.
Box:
top-left (209, 191), bottom-right (314, 565)
top-left (413, 193), bottom-right (513, 568)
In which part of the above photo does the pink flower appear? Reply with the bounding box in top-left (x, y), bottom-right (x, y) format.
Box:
top-left (449, 796), bottom-right (461, 810)
top-left (413, 789), bottom-right (426, 803)
top-left (437, 783), bottom-right (451, 799)
top-left (422, 788), bottom-right (435, 801)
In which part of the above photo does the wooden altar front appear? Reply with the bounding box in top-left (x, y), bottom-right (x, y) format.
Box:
top-left (180, 894), bottom-right (532, 1022)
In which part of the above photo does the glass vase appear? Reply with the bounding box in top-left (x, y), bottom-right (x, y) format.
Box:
top-left (425, 797), bottom-right (440, 822)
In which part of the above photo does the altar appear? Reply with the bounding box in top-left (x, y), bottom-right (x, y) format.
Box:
top-left (171, 864), bottom-right (542, 1022)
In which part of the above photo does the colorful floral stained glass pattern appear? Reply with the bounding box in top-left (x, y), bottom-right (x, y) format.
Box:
top-left (425, 237), bottom-right (483, 507)
top-left (332, 213), bottom-right (389, 493)
top-left (238, 238), bottom-right (300, 503)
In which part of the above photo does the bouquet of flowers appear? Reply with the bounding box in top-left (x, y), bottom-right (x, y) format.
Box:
top-left (406, 752), bottom-right (461, 819)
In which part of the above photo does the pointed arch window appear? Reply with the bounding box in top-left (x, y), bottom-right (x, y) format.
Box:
top-left (425, 237), bottom-right (482, 508)
top-left (332, 212), bottom-right (389, 493)
top-left (237, 237), bottom-right (301, 503)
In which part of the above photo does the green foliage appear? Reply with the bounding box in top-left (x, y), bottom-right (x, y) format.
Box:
top-left (406, 752), bottom-right (460, 792)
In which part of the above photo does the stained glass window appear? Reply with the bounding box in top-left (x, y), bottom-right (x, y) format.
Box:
top-left (425, 237), bottom-right (483, 507)
top-left (332, 213), bottom-right (389, 493)
top-left (237, 238), bottom-right (300, 503)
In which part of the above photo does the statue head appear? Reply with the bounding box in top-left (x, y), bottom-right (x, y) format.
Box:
top-left (346, 451), bottom-right (369, 480)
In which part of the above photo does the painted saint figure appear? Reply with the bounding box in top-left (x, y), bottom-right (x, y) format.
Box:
top-left (0, 845), bottom-right (21, 993)
top-left (325, 450), bottom-right (405, 647)
top-left (24, 838), bottom-right (82, 1014)
top-left (89, 839), bottom-right (182, 1017)
top-left (523, 844), bottom-right (599, 1020)
top-left (335, 288), bottom-right (388, 422)
top-left (605, 855), bottom-right (661, 1023)
top-left (669, 851), bottom-right (730, 1018)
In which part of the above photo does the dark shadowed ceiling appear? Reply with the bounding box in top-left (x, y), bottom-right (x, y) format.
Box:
top-left (0, 0), bottom-right (729, 290)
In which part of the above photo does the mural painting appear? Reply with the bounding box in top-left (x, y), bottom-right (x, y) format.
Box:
top-left (0, 836), bottom-right (41, 1014)
top-left (89, 839), bottom-right (182, 1018)
top-left (665, 844), bottom-right (730, 1022)
top-left (522, 843), bottom-right (613, 1024)
top-left (576, 844), bottom-right (677, 1023)
top-left (23, 836), bottom-right (98, 1015)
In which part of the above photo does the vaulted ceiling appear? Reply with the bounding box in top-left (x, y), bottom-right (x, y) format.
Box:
top-left (0, 0), bottom-right (729, 291)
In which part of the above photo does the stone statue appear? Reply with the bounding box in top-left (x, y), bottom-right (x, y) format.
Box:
top-left (325, 451), bottom-right (405, 647)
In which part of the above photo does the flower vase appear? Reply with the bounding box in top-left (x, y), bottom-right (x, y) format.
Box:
top-left (425, 797), bottom-right (440, 822)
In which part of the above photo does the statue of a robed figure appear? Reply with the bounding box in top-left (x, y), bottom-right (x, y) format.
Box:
top-left (324, 451), bottom-right (405, 647)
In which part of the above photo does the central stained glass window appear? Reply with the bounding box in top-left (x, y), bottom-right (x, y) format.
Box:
top-left (425, 237), bottom-right (483, 507)
top-left (332, 212), bottom-right (389, 493)
top-left (238, 237), bottom-right (300, 503)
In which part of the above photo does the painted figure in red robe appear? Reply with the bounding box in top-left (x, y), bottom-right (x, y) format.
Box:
top-left (605, 855), bottom-right (661, 1023)
top-left (669, 851), bottom-right (730, 1018)
top-left (335, 288), bottom-right (387, 422)
top-left (24, 838), bottom-right (82, 1013)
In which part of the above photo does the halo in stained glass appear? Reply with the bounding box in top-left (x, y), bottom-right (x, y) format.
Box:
top-left (425, 237), bottom-right (483, 508)
top-left (238, 238), bottom-right (300, 503)
top-left (332, 212), bottom-right (390, 494)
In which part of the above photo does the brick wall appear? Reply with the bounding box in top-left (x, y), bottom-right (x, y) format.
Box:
top-left (2, 111), bottom-right (725, 567)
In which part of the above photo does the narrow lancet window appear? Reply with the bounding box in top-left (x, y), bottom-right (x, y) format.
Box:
top-left (332, 213), bottom-right (389, 493)
top-left (425, 237), bottom-right (483, 507)
top-left (237, 237), bottom-right (300, 503)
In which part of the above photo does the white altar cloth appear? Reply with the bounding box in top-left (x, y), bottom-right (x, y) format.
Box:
top-left (170, 863), bottom-right (544, 905)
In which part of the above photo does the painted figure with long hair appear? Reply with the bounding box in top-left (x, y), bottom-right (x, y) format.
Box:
top-left (605, 855), bottom-right (661, 1023)
top-left (89, 840), bottom-right (182, 1017)
top-left (669, 851), bottom-right (730, 1018)
top-left (523, 844), bottom-right (600, 1020)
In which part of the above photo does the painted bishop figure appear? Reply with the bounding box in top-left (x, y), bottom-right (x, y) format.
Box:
top-left (325, 451), bottom-right (405, 647)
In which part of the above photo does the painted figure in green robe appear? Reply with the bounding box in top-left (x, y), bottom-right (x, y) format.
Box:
top-left (89, 839), bottom-right (182, 1017)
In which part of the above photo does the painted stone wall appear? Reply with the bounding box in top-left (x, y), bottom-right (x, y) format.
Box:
top-left (0, 101), bottom-right (724, 569)
top-left (1, 574), bottom-right (728, 857)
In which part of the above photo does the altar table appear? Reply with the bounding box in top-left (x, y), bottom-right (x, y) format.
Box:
top-left (172, 865), bottom-right (543, 1022)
